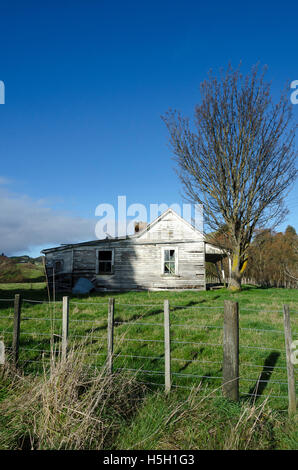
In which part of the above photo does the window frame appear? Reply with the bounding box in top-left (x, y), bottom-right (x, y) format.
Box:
top-left (161, 247), bottom-right (178, 276)
top-left (96, 248), bottom-right (114, 275)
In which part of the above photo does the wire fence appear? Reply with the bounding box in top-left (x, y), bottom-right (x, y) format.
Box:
top-left (0, 296), bottom-right (297, 411)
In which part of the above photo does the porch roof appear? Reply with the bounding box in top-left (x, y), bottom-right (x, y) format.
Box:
top-left (205, 243), bottom-right (227, 263)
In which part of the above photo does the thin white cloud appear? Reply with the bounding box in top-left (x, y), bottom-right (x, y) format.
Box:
top-left (0, 177), bottom-right (12, 185)
top-left (0, 187), bottom-right (96, 255)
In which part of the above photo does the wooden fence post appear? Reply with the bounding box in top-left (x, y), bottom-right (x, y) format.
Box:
top-left (283, 305), bottom-right (296, 417)
top-left (0, 340), bottom-right (5, 365)
top-left (164, 299), bottom-right (171, 394)
top-left (107, 298), bottom-right (115, 374)
top-left (222, 300), bottom-right (239, 401)
top-left (62, 296), bottom-right (69, 360)
top-left (12, 294), bottom-right (22, 368)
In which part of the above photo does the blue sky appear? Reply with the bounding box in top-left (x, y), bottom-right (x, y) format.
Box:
top-left (0, 0), bottom-right (297, 256)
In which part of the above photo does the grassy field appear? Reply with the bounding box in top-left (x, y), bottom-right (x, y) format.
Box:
top-left (0, 283), bottom-right (297, 449)
top-left (0, 256), bottom-right (45, 283)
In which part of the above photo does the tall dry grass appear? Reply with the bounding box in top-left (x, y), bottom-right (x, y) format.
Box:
top-left (0, 345), bottom-right (146, 450)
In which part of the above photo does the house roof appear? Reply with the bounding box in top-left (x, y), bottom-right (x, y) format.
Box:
top-left (132, 207), bottom-right (204, 239)
top-left (41, 208), bottom-right (226, 259)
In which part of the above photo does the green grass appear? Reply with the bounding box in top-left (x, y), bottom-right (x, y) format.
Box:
top-left (1, 356), bottom-right (296, 450)
top-left (0, 284), bottom-right (297, 404)
top-left (16, 263), bottom-right (44, 280)
top-left (0, 256), bottom-right (45, 283)
top-left (113, 389), bottom-right (298, 450)
top-left (0, 284), bottom-right (297, 449)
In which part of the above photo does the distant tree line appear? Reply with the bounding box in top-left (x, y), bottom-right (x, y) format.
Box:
top-left (206, 225), bottom-right (298, 288)
top-left (245, 225), bottom-right (297, 287)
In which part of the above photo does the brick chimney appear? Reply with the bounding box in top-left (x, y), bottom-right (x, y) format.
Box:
top-left (134, 221), bottom-right (148, 233)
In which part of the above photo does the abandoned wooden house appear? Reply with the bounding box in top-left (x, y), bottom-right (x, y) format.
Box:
top-left (41, 208), bottom-right (226, 292)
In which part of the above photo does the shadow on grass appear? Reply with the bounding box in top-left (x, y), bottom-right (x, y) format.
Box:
top-left (242, 351), bottom-right (281, 403)
top-left (0, 285), bottom-right (49, 311)
top-left (114, 307), bottom-right (164, 325)
top-left (177, 349), bottom-right (203, 372)
top-left (170, 296), bottom-right (221, 312)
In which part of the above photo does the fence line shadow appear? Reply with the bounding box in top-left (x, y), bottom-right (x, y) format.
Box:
top-left (242, 351), bottom-right (281, 403)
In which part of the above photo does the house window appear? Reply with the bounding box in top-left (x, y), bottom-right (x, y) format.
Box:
top-left (163, 248), bottom-right (177, 275)
top-left (97, 249), bottom-right (114, 274)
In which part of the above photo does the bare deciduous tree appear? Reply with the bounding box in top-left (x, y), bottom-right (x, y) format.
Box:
top-left (162, 64), bottom-right (297, 290)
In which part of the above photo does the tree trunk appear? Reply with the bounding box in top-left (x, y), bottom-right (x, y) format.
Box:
top-left (229, 249), bottom-right (247, 291)
top-left (229, 264), bottom-right (242, 290)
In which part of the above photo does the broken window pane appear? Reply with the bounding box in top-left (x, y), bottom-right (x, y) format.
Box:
top-left (164, 249), bottom-right (176, 274)
top-left (164, 262), bottom-right (175, 274)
